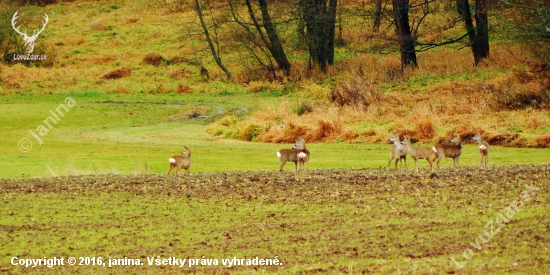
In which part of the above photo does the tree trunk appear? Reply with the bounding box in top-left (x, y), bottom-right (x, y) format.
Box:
top-left (373, 0), bottom-right (383, 32)
top-left (253, 0), bottom-right (291, 75)
top-left (299, 0), bottom-right (338, 72)
top-left (194, 0), bottom-right (232, 79)
top-left (393, 0), bottom-right (417, 69)
top-left (457, 0), bottom-right (489, 65)
top-left (474, 0), bottom-right (489, 64)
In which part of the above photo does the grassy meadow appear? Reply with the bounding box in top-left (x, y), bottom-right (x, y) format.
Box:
top-left (1, 0), bottom-right (550, 274)
top-left (2, 92), bottom-right (549, 179)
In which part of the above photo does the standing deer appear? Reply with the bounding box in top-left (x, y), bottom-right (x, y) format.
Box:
top-left (401, 135), bottom-right (434, 173)
top-left (472, 132), bottom-right (489, 169)
top-left (167, 146), bottom-right (191, 176)
top-left (294, 137), bottom-right (310, 173)
top-left (277, 137), bottom-right (310, 174)
top-left (11, 11), bottom-right (49, 54)
top-left (432, 133), bottom-right (462, 169)
top-left (388, 132), bottom-right (407, 170)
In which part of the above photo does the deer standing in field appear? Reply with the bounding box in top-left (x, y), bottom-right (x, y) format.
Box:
top-left (388, 132), bottom-right (407, 170)
top-left (472, 132), bottom-right (489, 169)
top-left (432, 133), bottom-right (462, 169)
top-left (401, 135), bottom-right (434, 173)
top-left (167, 146), bottom-right (191, 176)
top-left (277, 137), bottom-right (310, 175)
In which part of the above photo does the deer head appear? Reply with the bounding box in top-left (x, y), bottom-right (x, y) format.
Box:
top-left (11, 11), bottom-right (49, 54)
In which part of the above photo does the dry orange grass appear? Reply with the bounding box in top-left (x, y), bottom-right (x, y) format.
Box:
top-left (101, 67), bottom-right (132, 79)
top-left (533, 135), bottom-right (550, 148)
top-left (223, 44), bottom-right (549, 146)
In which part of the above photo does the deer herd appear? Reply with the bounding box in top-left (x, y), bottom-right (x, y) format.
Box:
top-left (388, 131), bottom-right (490, 172)
top-left (166, 133), bottom-right (490, 177)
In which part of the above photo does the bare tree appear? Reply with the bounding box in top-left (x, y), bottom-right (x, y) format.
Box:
top-left (393, 0), bottom-right (417, 69)
top-left (194, 0), bottom-right (232, 79)
top-left (229, 0), bottom-right (291, 76)
top-left (457, 0), bottom-right (489, 65)
top-left (373, 0), bottom-right (384, 32)
top-left (298, 0), bottom-right (338, 72)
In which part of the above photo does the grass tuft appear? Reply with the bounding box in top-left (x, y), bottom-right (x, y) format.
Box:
top-left (102, 67), bottom-right (132, 79)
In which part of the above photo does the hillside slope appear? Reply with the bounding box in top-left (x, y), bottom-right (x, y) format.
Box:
top-left (1, 0), bottom-right (549, 147)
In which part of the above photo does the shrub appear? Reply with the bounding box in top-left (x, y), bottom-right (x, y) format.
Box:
top-left (328, 76), bottom-right (380, 111)
top-left (532, 134), bottom-right (550, 148)
top-left (143, 53), bottom-right (165, 66)
top-left (415, 119), bottom-right (436, 140)
top-left (487, 132), bottom-right (519, 145)
top-left (293, 101), bottom-right (313, 116)
top-left (102, 67), bottom-right (131, 79)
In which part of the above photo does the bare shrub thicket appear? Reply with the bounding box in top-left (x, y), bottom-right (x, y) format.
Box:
top-left (497, 62), bottom-right (550, 109)
top-left (102, 67), bottom-right (131, 79)
top-left (329, 76), bottom-right (380, 111)
top-left (143, 53), bottom-right (165, 66)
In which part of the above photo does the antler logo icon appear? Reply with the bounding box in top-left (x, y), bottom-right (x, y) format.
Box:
top-left (11, 11), bottom-right (49, 54)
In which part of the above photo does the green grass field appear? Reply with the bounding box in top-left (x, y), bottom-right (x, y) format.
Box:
top-left (2, 93), bottom-right (549, 274)
top-left (2, 93), bottom-right (550, 179)
top-left (1, 165), bottom-right (549, 274)
top-left (0, 93), bottom-right (550, 274)
top-left (1, 0), bottom-right (550, 273)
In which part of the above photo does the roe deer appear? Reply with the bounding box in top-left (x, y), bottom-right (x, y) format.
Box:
top-left (168, 146), bottom-right (191, 176)
top-left (294, 137), bottom-right (310, 173)
top-left (277, 137), bottom-right (310, 174)
top-left (401, 135), bottom-right (434, 173)
top-left (432, 133), bottom-right (462, 169)
top-left (472, 132), bottom-right (489, 169)
top-left (388, 132), bottom-right (407, 169)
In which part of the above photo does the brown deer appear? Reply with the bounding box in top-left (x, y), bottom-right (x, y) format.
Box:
top-left (167, 146), bottom-right (191, 176)
top-left (472, 132), bottom-right (489, 169)
top-left (277, 137), bottom-right (310, 174)
top-left (294, 137), bottom-right (310, 173)
top-left (401, 135), bottom-right (434, 173)
top-left (388, 132), bottom-right (407, 170)
top-left (432, 133), bottom-right (462, 169)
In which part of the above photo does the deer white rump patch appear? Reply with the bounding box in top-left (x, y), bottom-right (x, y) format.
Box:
top-left (169, 158), bottom-right (176, 164)
top-left (479, 145), bottom-right (487, 150)
top-left (298, 152), bottom-right (307, 159)
top-left (276, 151), bottom-right (281, 158)
top-left (432, 147), bottom-right (437, 153)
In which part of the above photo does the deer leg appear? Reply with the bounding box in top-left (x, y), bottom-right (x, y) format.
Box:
top-left (279, 160), bottom-right (287, 171)
top-left (480, 154), bottom-right (483, 168)
top-left (167, 165), bottom-right (174, 176)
